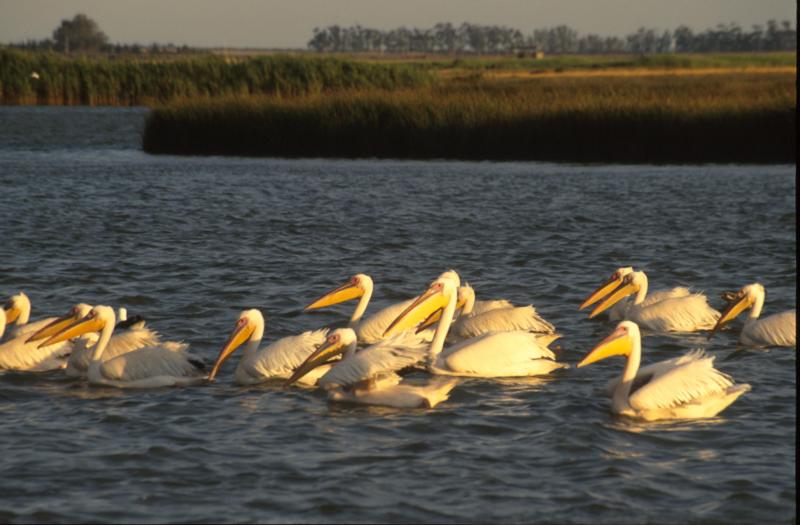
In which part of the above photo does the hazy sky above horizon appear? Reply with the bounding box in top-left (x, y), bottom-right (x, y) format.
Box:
top-left (0, 0), bottom-right (795, 48)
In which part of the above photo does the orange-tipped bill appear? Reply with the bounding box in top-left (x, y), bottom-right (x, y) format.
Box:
top-left (39, 315), bottom-right (105, 349)
top-left (579, 274), bottom-right (624, 311)
top-left (305, 279), bottom-right (363, 311)
top-left (708, 293), bottom-right (751, 340)
top-left (26, 310), bottom-right (86, 343)
top-left (208, 319), bottom-right (256, 380)
top-left (383, 283), bottom-right (448, 338)
top-left (589, 282), bottom-right (638, 319)
top-left (577, 325), bottom-right (632, 368)
top-left (284, 335), bottom-right (345, 387)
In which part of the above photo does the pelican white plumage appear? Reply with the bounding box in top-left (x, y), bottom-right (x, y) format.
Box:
top-left (579, 267), bottom-right (692, 321)
top-left (2, 292), bottom-right (58, 341)
top-left (0, 303), bottom-right (96, 372)
top-left (577, 321), bottom-right (750, 420)
top-left (40, 305), bottom-right (205, 388)
top-left (384, 276), bottom-right (565, 378)
top-left (584, 271), bottom-right (719, 333)
top-left (424, 283), bottom-right (556, 343)
top-left (23, 305), bottom-right (161, 377)
top-left (709, 283), bottom-right (796, 347)
top-left (285, 328), bottom-right (456, 408)
top-left (305, 271), bottom-right (461, 344)
top-left (208, 309), bottom-right (330, 385)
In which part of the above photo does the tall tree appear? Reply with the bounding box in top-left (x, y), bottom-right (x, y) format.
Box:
top-left (53, 13), bottom-right (108, 53)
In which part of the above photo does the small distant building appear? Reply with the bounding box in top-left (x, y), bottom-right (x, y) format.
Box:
top-left (514, 45), bottom-right (545, 59)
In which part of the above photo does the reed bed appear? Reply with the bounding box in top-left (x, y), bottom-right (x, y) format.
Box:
top-left (142, 73), bottom-right (795, 163)
top-left (0, 49), bottom-right (434, 105)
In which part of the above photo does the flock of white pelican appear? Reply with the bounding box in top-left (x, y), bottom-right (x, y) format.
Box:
top-left (1, 268), bottom-right (795, 420)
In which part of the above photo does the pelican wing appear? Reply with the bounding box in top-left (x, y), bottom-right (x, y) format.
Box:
top-left (318, 331), bottom-right (429, 389)
top-left (7, 317), bottom-right (57, 340)
top-left (245, 328), bottom-right (329, 378)
top-left (471, 299), bottom-right (514, 315)
top-left (609, 287), bottom-right (691, 321)
top-left (99, 345), bottom-right (200, 382)
top-left (356, 298), bottom-right (415, 344)
top-left (68, 326), bottom-right (169, 373)
top-left (643, 287), bottom-right (692, 306)
top-left (627, 350), bottom-right (736, 411)
top-left (452, 305), bottom-right (555, 341)
top-left (0, 334), bottom-right (73, 371)
top-left (633, 294), bottom-right (720, 332)
top-left (742, 310), bottom-right (796, 347)
top-left (440, 330), bottom-right (557, 376)
top-left (602, 351), bottom-right (704, 397)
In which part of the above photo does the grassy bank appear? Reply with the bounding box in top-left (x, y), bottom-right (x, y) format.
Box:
top-left (142, 73), bottom-right (795, 163)
top-left (0, 49), bottom-right (434, 105)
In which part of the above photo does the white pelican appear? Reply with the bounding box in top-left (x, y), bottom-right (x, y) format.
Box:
top-left (208, 309), bottom-right (330, 386)
top-left (579, 267), bottom-right (691, 321)
top-left (305, 271), bottom-right (461, 344)
top-left (27, 307), bottom-right (185, 378)
top-left (577, 321), bottom-right (750, 420)
top-left (383, 276), bottom-right (565, 378)
top-left (2, 292), bottom-right (60, 341)
top-left (418, 283), bottom-right (556, 343)
top-left (709, 283), bottom-right (796, 347)
top-left (285, 328), bottom-right (456, 408)
top-left (585, 271), bottom-right (720, 333)
top-left (0, 303), bottom-right (95, 372)
top-left (40, 305), bottom-right (205, 388)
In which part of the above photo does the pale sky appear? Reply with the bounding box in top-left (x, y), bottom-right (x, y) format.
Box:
top-left (0, 0), bottom-right (795, 49)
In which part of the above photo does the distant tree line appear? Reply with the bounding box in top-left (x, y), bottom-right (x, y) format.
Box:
top-left (308, 20), bottom-right (797, 54)
top-left (5, 13), bottom-right (196, 55)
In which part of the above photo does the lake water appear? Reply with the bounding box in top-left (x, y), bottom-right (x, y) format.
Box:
top-left (0, 107), bottom-right (795, 523)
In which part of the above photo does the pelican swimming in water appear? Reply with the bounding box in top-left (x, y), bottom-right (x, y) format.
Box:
top-left (2, 292), bottom-right (62, 341)
top-left (384, 275), bottom-right (565, 378)
top-left (40, 305), bottom-right (205, 388)
top-left (208, 309), bottom-right (330, 386)
top-left (305, 271), bottom-right (461, 344)
top-left (709, 283), bottom-right (796, 347)
top-left (577, 321), bottom-right (750, 420)
top-left (1, 303), bottom-right (96, 371)
top-left (584, 271), bottom-right (720, 333)
top-left (285, 328), bottom-right (456, 408)
top-left (418, 283), bottom-right (556, 343)
top-left (579, 267), bottom-right (692, 321)
top-left (27, 307), bottom-right (186, 378)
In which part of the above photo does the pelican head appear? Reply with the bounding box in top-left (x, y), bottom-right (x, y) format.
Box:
top-left (26, 303), bottom-right (93, 343)
top-left (305, 274), bottom-right (373, 310)
top-left (415, 283), bottom-right (472, 332)
top-left (708, 283), bottom-right (765, 340)
top-left (579, 267), bottom-right (634, 311)
top-left (383, 276), bottom-right (458, 338)
top-left (39, 305), bottom-right (115, 348)
top-left (209, 309), bottom-right (265, 380)
top-left (588, 271), bottom-right (647, 319)
top-left (577, 321), bottom-right (640, 368)
top-left (438, 269), bottom-right (461, 288)
top-left (284, 328), bottom-right (357, 387)
top-left (3, 292), bottom-right (31, 325)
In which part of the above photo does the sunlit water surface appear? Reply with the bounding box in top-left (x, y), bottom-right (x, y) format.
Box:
top-left (0, 107), bottom-right (795, 524)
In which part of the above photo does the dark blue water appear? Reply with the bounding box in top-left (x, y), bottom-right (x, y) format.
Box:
top-left (0, 107), bottom-right (795, 524)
